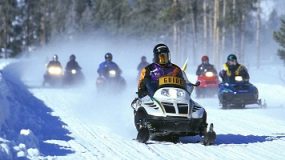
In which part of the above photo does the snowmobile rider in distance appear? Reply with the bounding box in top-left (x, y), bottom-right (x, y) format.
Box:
top-left (219, 54), bottom-right (250, 83)
top-left (97, 52), bottom-right (122, 78)
top-left (137, 56), bottom-right (150, 73)
top-left (196, 55), bottom-right (217, 76)
top-left (47, 54), bottom-right (62, 68)
top-left (43, 54), bottom-right (63, 86)
top-left (65, 54), bottom-right (81, 71)
top-left (137, 43), bottom-right (185, 98)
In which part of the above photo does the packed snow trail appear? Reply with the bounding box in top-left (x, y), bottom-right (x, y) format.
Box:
top-left (23, 63), bottom-right (285, 159)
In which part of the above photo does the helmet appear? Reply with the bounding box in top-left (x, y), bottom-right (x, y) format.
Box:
top-left (153, 43), bottom-right (170, 65)
top-left (105, 52), bottom-right (113, 61)
top-left (70, 54), bottom-right (76, 61)
top-left (227, 54), bottom-right (237, 61)
top-left (141, 56), bottom-right (146, 61)
top-left (53, 54), bottom-right (58, 61)
top-left (201, 55), bottom-right (209, 62)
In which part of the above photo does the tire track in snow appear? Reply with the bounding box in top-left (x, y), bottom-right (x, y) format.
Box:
top-left (29, 86), bottom-right (285, 160)
top-left (30, 89), bottom-right (158, 159)
top-left (30, 89), bottom-right (105, 159)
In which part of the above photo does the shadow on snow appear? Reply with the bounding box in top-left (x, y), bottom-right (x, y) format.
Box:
top-left (1, 62), bottom-right (74, 156)
top-left (215, 134), bottom-right (285, 145)
top-left (179, 134), bottom-right (285, 145)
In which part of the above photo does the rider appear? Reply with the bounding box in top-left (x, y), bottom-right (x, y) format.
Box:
top-left (196, 55), bottom-right (217, 76)
top-left (97, 52), bottom-right (122, 78)
top-left (65, 54), bottom-right (81, 71)
top-left (219, 54), bottom-right (250, 83)
top-left (137, 56), bottom-right (149, 73)
top-left (47, 54), bottom-right (62, 68)
top-left (43, 54), bottom-right (62, 86)
top-left (137, 43), bottom-right (185, 98)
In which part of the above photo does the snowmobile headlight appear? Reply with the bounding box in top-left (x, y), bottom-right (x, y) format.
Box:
top-left (177, 90), bottom-right (186, 98)
top-left (71, 69), bottom-right (77, 74)
top-left (205, 71), bottom-right (214, 77)
top-left (235, 76), bottom-right (243, 82)
top-left (161, 89), bottom-right (169, 97)
top-left (48, 66), bottom-right (62, 75)
top-left (161, 89), bottom-right (186, 98)
top-left (109, 70), bottom-right (116, 77)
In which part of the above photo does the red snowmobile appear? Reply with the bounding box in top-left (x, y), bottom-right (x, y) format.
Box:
top-left (196, 71), bottom-right (219, 98)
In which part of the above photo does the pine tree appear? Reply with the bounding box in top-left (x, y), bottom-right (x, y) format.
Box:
top-left (273, 18), bottom-right (285, 64)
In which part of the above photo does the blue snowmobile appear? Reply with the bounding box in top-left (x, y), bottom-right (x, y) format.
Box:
top-left (218, 76), bottom-right (263, 109)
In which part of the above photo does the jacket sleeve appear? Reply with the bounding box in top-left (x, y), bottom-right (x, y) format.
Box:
top-left (76, 62), bottom-right (81, 70)
top-left (47, 62), bottom-right (52, 68)
top-left (137, 63), bottom-right (141, 71)
top-left (113, 62), bottom-right (122, 74)
top-left (65, 62), bottom-right (70, 70)
top-left (196, 65), bottom-right (200, 76)
top-left (241, 66), bottom-right (250, 81)
top-left (97, 63), bottom-right (103, 75)
top-left (138, 68), bottom-right (148, 98)
top-left (219, 70), bottom-right (226, 82)
top-left (211, 64), bottom-right (217, 74)
top-left (196, 65), bottom-right (202, 75)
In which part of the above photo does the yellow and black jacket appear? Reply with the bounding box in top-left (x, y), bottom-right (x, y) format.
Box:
top-left (219, 63), bottom-right (249, 83)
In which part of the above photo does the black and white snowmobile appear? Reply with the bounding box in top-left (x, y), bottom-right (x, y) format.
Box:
top-left (131, 76), bottom-right (215, 145)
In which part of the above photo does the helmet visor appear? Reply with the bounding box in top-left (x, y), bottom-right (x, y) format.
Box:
top-left (158, 53), bottom-right (169, 64)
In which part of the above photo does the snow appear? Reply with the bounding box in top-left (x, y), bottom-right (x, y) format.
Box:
top-left (0, 61), bottom-right (73, 159)
top-left (0, 55), bottom-right (285, 159)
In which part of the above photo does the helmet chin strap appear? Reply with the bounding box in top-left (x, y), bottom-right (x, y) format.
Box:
top-left (156, 61), bottom-right (170, 67)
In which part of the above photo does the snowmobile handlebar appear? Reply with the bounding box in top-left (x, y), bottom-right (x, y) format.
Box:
top-left (190, 81), bottom-right (200, 87)
top-left (131, 97), bottom-right (139, 110)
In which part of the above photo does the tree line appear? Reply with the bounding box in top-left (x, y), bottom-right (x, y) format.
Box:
top-left (0, 0), bottom-right (283, 66)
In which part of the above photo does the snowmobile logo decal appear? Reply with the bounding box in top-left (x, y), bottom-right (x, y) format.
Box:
top-left (158, 76), bottom-right (184, 87)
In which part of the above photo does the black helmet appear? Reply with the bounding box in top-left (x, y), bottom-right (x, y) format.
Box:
top-left (141, 56), bottom-right (146, 61)
top-left (105, 52), bottom-right (113, 61)
top-left (53, 54), bottom-right (58, 61)
top-left (153, 43), bottom-right (170, 65)
top-left (227, 54), bottom-right (237, 61)
top-left (70, 54), bottom-right (76, 61)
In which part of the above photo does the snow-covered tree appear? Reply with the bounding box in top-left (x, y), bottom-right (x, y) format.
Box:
top-left (274, 18), bottom-right (285, 64)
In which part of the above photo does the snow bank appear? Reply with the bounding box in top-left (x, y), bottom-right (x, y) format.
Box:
top-left (0, 61), bottom-right (73, 159)
top-left (0, 59), bottom-right (16, 70)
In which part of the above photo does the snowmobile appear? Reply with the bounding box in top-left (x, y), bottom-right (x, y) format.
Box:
top-left (218, 76), bottom-right (263, 109)
top-left (196, 70), bottom-right (219, 98)
top-left (42, 65), bottom-right (64, 87)
top-left (63, 68), bottom-right (84, 86)
top-left (96, 68), bottom-right (126, 93)
top-left (131, 76), bottom-right (215, 144)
